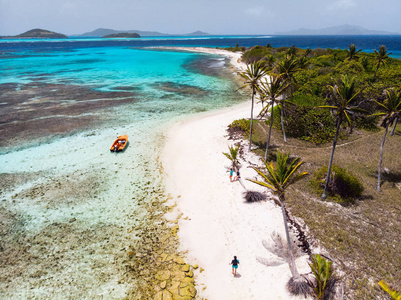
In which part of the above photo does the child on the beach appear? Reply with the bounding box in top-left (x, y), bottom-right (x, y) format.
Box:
top-left (229, 168), bottom-right (234, 182)
top-left (230, 256), bottom-right (239, 276)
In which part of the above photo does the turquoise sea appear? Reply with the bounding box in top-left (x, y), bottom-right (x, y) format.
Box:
top-left (1, 35), bottom-right (401, 298)
top-left (0, 39), bottom-right (247, 298)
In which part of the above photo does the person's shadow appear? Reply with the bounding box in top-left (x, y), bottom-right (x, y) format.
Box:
top-left (233, 272), bottom-right (242, 278)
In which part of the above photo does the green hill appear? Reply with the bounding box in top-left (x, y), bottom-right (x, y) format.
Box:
top-left (16, 29), bottom-right (67, 39)
top-left (102, 32), bottom-right (141, 38)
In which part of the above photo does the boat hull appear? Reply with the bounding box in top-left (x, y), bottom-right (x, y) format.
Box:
top-left (110, 134), bottom-right (128, 152)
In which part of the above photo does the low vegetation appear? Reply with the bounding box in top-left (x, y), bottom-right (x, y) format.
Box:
top-left (310, 165), bottom-right (364, 204)
top-left (234, 43), bottom-right (401, 299)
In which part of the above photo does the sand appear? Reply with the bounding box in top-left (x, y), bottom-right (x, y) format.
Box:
top-left (162, 48), bottom-right (311, 299)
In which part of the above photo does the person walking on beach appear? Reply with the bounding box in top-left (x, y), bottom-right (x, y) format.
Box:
top-left (234, 169), bottom-right (240, 181)
top-left (229, 168), bottom-right (234, 182)
top-left (230, 256), bottom-right (239, 276)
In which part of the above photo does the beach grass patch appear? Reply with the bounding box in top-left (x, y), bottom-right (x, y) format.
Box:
top-left (229, 118), bottom-right (250, 135)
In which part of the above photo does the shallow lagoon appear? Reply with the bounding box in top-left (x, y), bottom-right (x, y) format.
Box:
top-left (0, 46), bottom-right (245, 298)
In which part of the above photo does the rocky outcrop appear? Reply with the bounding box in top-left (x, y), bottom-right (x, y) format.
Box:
top-left (122, 199), bottom-right (199, 300)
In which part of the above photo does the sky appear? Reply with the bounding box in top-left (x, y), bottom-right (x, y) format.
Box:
top-left (0, 0), bottom-right (400, 36)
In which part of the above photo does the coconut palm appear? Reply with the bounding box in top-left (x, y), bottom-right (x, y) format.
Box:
top-left (264, 55), bottom-right (276, 70)
top-left (248, 150), bottom-right (308, 288)
top-left (390, 117), bottom-right (399, 136)
top-left (276, 56), bottom-right (299, 97)
top-left (308, 254), bottom-right (336, 300)
top-left (275, 57), bottom-right (300, 142)
top-left (239, 62), bottom-right (267, 152)
top-left (286, 45), bottom-right (297, 58)
top-left (258, 75), bottom-right (288, 160)
top-left (318, 75), bottom-right (364, 199)
top-left (373, 45), bottom-right (392, 80)
top-left (298, 56), bottom-right (308, 69)
top-left (346, 44), bottom-right (362, 61)
top-left (371, 88), bottom-right (401, 191)
top-left (379, 280), bottom-right (401, 300)
top-left (222, 144), bottom-right (240, 169)
top-left (304, 47), bottom-right (312, 57)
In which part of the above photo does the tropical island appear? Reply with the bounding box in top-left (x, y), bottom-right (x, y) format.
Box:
top-left (0, 28), bottom-right (68, 39)
top-left (102, 32), bottom-right (141, 38)
top-left (162, 44), bottom-right (401, 299)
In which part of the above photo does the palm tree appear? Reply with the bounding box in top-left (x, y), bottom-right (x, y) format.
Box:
top-left (239, 62), bottom-right (267, 152)
top-left (308, 254), bottom-right (336, 300)
top-left (258, 75), bottom-right (288, 160)
top-left (298, 56), bottom-right (308, 69)
top-left (275, 57), bottom-right (299, 142)
top-left (346, 44), bottom-right (362, 61)
top-left (286, 45), bottom-right (297, 58)
top-left (304, 47), bottom-right (312, 57)
top-left (248, 150), bottom-right (308, 286)
top-left (318, 75), bottom-right (363, 199)
top-left (373, 45), bottom-right (392, 80)
top-left (222, 144), bottom-right (240, 169)
top-left (264, 55), bottom-right (276, 70)
top-left (371, 88), bottom-right (401, 191)
top-left (390, 117), bottom-right (399, 136)
top-left (276, 57), bottom-right (299, 97)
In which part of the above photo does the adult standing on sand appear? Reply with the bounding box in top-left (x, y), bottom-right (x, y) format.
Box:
top-left (230, 256), bottom-right (239, 276)
top-left (230, 168), bottom-right (234, 182)
top-left (234, 169), bottom-right (240, 181)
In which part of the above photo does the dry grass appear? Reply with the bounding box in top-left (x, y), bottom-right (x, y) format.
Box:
top-left (249, 120), bottom-right (401, 299)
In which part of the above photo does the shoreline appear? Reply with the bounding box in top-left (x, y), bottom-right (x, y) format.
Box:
top-left (162, 47), bottom-right (310, 299)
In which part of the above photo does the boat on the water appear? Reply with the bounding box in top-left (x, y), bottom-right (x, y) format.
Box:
top-left (110, 134), bottom-right (128, 152)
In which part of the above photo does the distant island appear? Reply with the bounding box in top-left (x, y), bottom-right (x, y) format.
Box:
top-left (102, 32), bottom-right (141, 38)
top-left (275, 24), bottom-right (400, 35)
top-left (76, 28), bottom-right (209, 37)
top-left (0, 28), bottom-right (68, 39)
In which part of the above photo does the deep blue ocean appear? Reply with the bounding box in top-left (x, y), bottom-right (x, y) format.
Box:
top-left (1, 35), bottom-right (401, 58)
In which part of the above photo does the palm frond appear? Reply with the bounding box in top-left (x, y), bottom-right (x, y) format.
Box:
top-left (247, 179), bottom-right (277, 191)
top-left (251, 166), bottom-right (276, 188)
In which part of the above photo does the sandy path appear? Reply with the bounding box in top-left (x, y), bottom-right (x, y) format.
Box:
top-left (162, 83), bottom-right (310, 299)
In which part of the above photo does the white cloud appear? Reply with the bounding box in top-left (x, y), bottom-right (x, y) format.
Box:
top-left (327, 0), bottom-right (357, 11)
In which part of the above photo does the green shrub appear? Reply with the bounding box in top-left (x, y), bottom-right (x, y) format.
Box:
top-left (311, 165), bottom-right (364, 204)
top-left (291, 93), bottom-right (325, 107)
top-left (267, 105), bottom-right (336, 144)
top-left (353, 115), bottom-right (380, 131)
top-left (229, 118), bottom-right (250, 135)
top-left (242, 46), bottom-right (271, 63)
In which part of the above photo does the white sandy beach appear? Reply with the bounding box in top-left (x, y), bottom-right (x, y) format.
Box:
top-left (162, 48), bottom-right (310, 299)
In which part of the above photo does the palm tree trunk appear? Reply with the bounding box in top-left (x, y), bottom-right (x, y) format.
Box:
top-left (377, 125), bottom-right (389, 191)
top-left (264, 101), bottom-right (275, 161)
top-left (373, 65), bottom-right (379, 81)
top-left (249, 89), bottom-right (255, 152)
top-left (279, 194), bottom-right (299, 278)
top-left (390, 117), bottom-right (398, 136)
top-left (322, 117), bottom-right (341, 199)
top-left (280, 104), bottom-right (287, 143)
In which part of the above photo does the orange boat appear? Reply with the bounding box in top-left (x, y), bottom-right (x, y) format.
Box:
top-left (110, 134), bottom-right (128, 152)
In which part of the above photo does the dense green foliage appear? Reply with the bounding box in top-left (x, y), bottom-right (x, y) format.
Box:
top-left (241, 45), bottom-right (401, 144)
top-left (310, 165), bottom-right (364, 203)
top-left (268, 105), bottom-right (337, 144)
